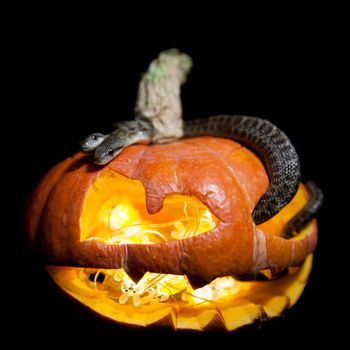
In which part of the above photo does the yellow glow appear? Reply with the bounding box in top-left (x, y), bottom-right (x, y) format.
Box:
top-left (80, 170), bottom-right (218, 244)
top-left (110, 203), bottom-right (139, 229)
top-left (47, 254), bottom-right (313, 330)
top-left (48, 176), bottom-right (314, 331)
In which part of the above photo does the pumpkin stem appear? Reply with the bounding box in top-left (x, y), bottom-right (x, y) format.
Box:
top-left (134, 49), bottom-right (192, 144)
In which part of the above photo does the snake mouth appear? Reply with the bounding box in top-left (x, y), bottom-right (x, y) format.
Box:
top-left (81, 144), bottom-right (95, 154)
top-left (93, 146), bottom-right (123, 165)
top-left (80, 133), bottom-right (106, 154)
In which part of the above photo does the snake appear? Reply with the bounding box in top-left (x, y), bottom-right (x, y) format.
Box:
top-left (80, 114), bottom-right (323, 228)
top-left (282, 181), bottom-right (324, 238)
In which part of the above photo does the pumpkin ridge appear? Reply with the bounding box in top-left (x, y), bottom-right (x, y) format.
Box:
top-left (132, 146), bottom-right (148, 179)
top-left (182, 138), bottom-right (254, 213)
top-left (26, 153), bottom-right (86, 247)
top-left (43, 159), bottom-right (90, 261)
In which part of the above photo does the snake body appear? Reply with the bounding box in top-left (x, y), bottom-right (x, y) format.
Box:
top-left (81, 114), bottom-right (322, 228)
top-left (282, 181), bottom-right (324, 238)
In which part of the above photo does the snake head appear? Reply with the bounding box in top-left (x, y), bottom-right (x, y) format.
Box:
top-left (80, 133), bottom-right (106, 153)
top-left (93, 135), bottom-right (125, 165)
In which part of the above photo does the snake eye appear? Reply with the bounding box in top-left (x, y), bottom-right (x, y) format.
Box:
top-left (92, 135), bottom-right (97, 140)
top-left (108, 147), bottom-right (114, 155)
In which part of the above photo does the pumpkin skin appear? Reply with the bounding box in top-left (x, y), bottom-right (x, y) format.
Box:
top-left (25, 136), bottom-right (318, 331)
top-left (26, 136), bottom-right (316, 281)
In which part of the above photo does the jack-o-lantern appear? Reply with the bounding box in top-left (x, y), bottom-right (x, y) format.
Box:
top-left (25, 136), bottom-right (317, 331)
top-left (25, 49), bottom-right (320, 331)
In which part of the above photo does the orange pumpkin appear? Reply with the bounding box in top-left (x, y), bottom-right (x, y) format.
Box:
top-left (26, 136), bottom-right (317, 331)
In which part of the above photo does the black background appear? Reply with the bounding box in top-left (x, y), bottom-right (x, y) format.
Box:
top-left (7, 12), bottom-right (343, 347)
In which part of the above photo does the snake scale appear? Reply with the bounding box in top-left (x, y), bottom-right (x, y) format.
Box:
top-left (81, 114), bottom-right (323, 236)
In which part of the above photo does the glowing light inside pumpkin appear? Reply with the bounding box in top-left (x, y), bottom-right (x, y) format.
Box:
top-left (59, 265), bottom-right (242, 309)
top-left (77, 170), bottom-right (226, 306)
top-left (109, 203), bottom-right (139, 230)
top-left (46, 172), bottom-right (315, 330)
top-left (81, 170), bottom-right (218, 245)
top-left (104, 197), bottom-right (217, 245)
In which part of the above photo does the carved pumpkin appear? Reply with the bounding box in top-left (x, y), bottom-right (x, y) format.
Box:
top-left (26, 136), bottom-right (317, 331)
